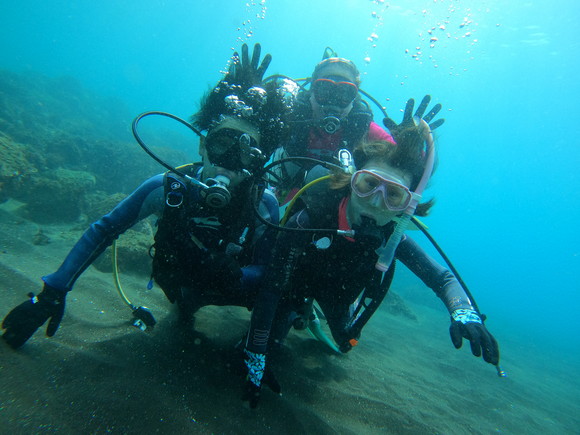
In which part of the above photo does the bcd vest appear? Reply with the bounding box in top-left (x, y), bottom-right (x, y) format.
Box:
top-left (284, 91), bottom-right (374, 159)
top-left (295, 192), bottom-right (397, 336)
top-left (151, 164), bottom-right (257, 303)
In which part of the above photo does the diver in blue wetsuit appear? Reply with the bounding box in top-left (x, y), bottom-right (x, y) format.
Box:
top-left (2, 45), bottom-right (290, 404)
top-left (247, 108), bottom-right (500, 379)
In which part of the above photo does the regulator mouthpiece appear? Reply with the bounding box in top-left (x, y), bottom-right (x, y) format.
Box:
top-left (321, 115), bottom-right (341, 134)
top-left (203, 174), bottom-right (232, 208)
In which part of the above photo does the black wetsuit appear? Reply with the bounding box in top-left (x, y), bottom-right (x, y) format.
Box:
top-left (246, 193), bottom-right (475, 354)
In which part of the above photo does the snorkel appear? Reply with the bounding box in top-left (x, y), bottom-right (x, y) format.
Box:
top-left (375, 117), bottom-right (435, 272)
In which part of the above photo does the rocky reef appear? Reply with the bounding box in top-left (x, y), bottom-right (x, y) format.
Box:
top-left (0, 69), bottom-right (189, 274)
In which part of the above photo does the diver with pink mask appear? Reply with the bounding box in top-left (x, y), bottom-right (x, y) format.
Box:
top-left (245, 104), bottom-right (500, 403)
top-left (268, 48), bottom-right (444, 204)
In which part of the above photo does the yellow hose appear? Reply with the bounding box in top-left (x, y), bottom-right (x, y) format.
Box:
top-left (280, 175), bottom-right (332, 226)
top-left (111, 239), bottom-right (133, 308)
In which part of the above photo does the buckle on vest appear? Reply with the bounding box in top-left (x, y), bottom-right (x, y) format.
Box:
top-left (166, 191), bottom-right (183, 207)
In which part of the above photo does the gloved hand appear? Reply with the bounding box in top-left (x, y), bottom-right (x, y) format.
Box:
top-left (449, 308), bottom-right (500, 365)
top-left (383, 95), bottom-right (445, 141)
top-left (227, 43), bottom-right (272, 87)
top-left (242, 348), bottom-right (281, 408)
top-left (2, 284), bottom-right (67, 349)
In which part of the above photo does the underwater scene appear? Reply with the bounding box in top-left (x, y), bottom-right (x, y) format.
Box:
top-left (1, 1), bottom-right (579, 434)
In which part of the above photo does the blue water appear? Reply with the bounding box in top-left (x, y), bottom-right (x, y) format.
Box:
top-left (2, 0), bottom-right (579, 383)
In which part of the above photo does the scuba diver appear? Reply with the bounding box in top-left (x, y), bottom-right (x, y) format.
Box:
top-left (1, 43), bottom-right (289, 407)
top-left (268, 48), bottom-right (444, 203)
top-left (246, 103), bottom-right (500, 386)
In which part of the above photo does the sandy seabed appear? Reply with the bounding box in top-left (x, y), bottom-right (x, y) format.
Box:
top-left (1, 209), bottom-right (578, 435)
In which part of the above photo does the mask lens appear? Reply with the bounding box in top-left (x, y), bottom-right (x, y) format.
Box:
top-left (205, 129), bottom-right (242, 170)
top-left (312, 79), bottom-right (333, 105)
top-left (313, 79), bottom-right (358, 108)
top-left (205, 129), bottom-right (238, 154)
top-left (335, 82), bottom-right (358, 106)
top-left (205, 129), bottom-right (260, 171)
top-left (351, 171), bottom-right (412, 211)
top-left (352, 171), bottom-right (381, 194)
top-left (384, 184), bottom-right (408, 209)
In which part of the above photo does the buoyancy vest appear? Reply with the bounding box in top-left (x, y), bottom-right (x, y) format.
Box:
top-left (272, 91), bottom-right (374, 197)
top-left (151, 164), bottom-right (257, 303)
top-left (284, 91), bottom-right (374, 160)
top-left (291, 191), bottom-right (397, 338)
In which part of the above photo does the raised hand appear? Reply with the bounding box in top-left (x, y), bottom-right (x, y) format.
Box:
top-left (227, 43), bottom-right (272, 87)
top-left (383, 95), bottom-right (445, 137)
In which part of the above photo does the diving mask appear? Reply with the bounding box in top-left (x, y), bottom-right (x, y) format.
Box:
top-left (351, 169), bottom-right (413, 212)
top-left (312, 78), bottom-right (358, 108)
top-left (204, 128), bottom-right (263, 172)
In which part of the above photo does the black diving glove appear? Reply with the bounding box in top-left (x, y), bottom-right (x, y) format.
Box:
top-left (228, 43), bottom-right (272, 87)
top-left (383, 95), bottom-right (445, 141)
top-left (242, 349), bottom-right (281, 409)
top-left (449, 309), bottom-right (500, 365)
top-left (2, 284), bottom-right (67, 349)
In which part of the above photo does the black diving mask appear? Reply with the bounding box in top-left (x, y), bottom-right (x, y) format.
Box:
top-left (205, 128), bottom-right (263, 172)
top-left (312, 78), bottom-right (358, 108)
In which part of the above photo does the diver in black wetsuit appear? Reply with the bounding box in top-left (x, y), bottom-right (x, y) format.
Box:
top-left (246, 109), bottom-right (500, 376)
top-left (267, 48), bottom-right (444, 205)
top-left (269, 52), bottom-right (395, 203)
top-left (1, 43), bottom-right (289, 407)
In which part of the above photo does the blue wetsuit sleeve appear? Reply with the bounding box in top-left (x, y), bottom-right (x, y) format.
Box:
top-left (240, 188), bottom-right (280, 289)
top-left (42, 174), bottom-right (165, 292)
top-left (395, 236), bottom-right (475, 313)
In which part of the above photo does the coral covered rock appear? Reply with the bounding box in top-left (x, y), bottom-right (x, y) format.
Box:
top-left (92, 226), bottom-right (154, 277)
top-left (15, 168), bottom-right (96, 222)
top-left (0, 132), bottom-right (37, 202)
